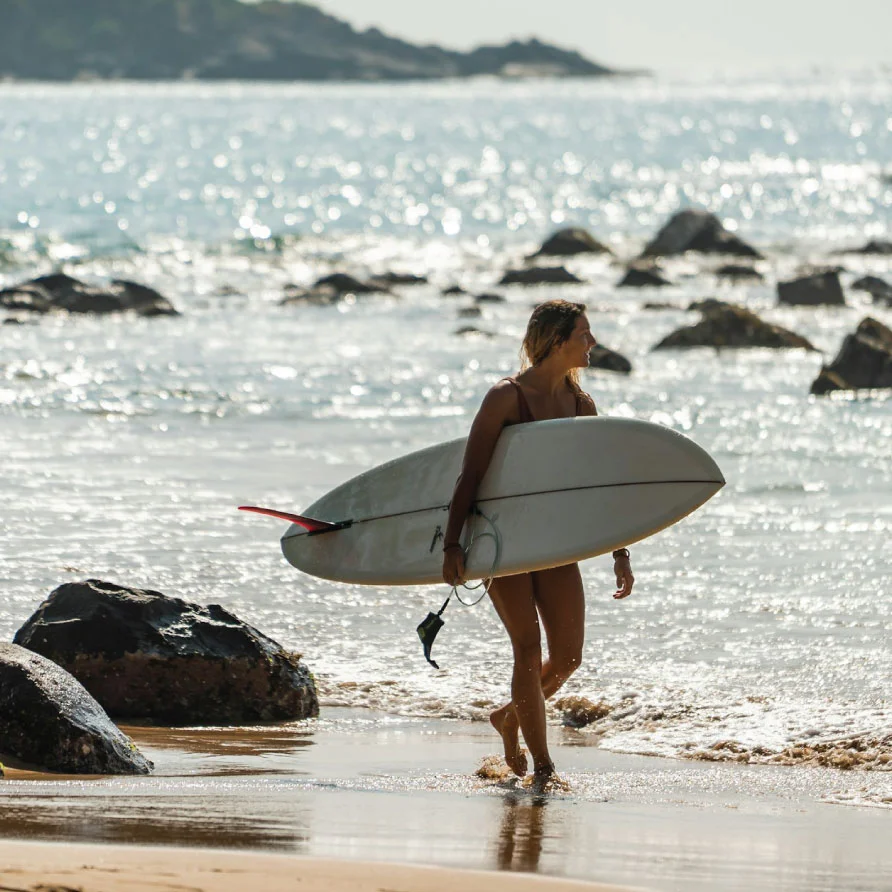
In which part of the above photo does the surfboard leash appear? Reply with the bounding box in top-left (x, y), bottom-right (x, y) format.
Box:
top-left (417, 506), bottom-right (502, 669)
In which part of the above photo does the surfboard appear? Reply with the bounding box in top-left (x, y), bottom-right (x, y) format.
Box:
top-left (242, 417), bottom-right (724, 586)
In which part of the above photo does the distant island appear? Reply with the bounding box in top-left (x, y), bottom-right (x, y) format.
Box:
top-left (0, 0), bottom-right (623, 82)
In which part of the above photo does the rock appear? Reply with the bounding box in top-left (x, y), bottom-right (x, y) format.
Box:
top-left (617, 266), bottom-right (671, 288)
top-left (474, 292), bottom-right (505, 303)
top-left (716, 264), bottom-right (764, 280)
top-left (280, 283), bottom-right (341, 306)
top-left (845, 240), bottom-right (892, 255)
top-left (642, 301), bottom-right (680, 310)
top-left (14, 579), bottom-right (319, 726)
top-left (851, 275), bottom-right (892, 304)
top-left (0, 642), bottom-right (152, 775)
top-left (641, 210), bottom-right (762, 259)
top-left (653, 302), bottom-right (817, 350)
top-left (587, 345), bottom-right (632, 373)
top-left (531, 228), bottom-right (612, 257)
top-left (778, 271), bottom-right (846, 306)
top-left (458, 306), bottom-right (482, 318)
top-left (0, 273), bottom-right (179, 316)
top-left (313, 273), bottom-right (388, 295)
top-left (499, 266), bottom-right (583, 286)
top-left (810, 318), bottom-right (892, 394)
top-left (369, 272), bottom-right (428, 286)
top-left (442, 285), bottom-right (467, 295)
top-left (454, 326), bottom-right (494, 337)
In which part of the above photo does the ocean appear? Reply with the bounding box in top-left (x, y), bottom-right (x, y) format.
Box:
top-left (1, 72), bottom-right (890, 799)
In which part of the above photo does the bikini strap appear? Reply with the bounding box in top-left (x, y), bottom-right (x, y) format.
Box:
top-left (503, 377), bottom-right (535, 424)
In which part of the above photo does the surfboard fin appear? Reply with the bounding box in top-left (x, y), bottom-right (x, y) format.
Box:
top-left (416, 595), bottom-right (451, 669)
top-left (238, 506), bottom-right (339, 533)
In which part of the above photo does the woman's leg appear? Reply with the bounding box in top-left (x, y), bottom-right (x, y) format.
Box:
top-left (489, 564), bottom-right (585, 774)
top-left (488, 573), bottom-right (551, 776)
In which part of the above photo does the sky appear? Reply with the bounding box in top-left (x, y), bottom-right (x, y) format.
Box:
top-left (305, 0), bottom-right (890, 74)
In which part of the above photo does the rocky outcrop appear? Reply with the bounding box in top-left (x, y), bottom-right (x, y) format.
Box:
top-left (841, 240), bottom-right (892, 255)
top-left (0, 1), bottom-right (619, 82)
top-left (14, 579), bottom-right (319, 726)
top-left (0, 643), bottom-right (152, 775)
top-left (617, 265), bottom-right (671, 288)
top-left (280, 283), bottom-right (341, 306)
top-left (474, 292), bottom-right (505, 303)
top-left (370, 272), bottom-right (428, 287)
top-left (851, 275), bottom-right (892, 304)
top-left (716, 264), bottom-right (764, 280)
top-left (531, 228), bottom-right (612, 257)
top-left (442, 286), bottom-right (467, 295)
top-left (0, 274), bottom-right (179, 316)
top-left (640, 210), bottom-right (762, 259)
top-left (499, 266), bottom-right (583, 286)
top-left (313, 273), bottom-right (388, 295)
top-left (587, 345), bottom-right (632, 373)
top-left (653, 301), bottom-right (816, 350)
top-left (777, 271), bottom-right (846, 306)
top-left (810, 318), bottom-right (892, 394)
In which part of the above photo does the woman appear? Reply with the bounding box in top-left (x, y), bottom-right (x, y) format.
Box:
top-left (441, 299), bottom-right (635, 786)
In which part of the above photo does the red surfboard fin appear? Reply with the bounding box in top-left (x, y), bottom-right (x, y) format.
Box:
top-left (238, 506), bottom-right (338, 533)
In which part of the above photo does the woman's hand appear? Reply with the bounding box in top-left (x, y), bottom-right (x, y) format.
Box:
top-left (442, 545), bottom-right (466, 587)
top-left (613, 553), bottom-right (634, 599)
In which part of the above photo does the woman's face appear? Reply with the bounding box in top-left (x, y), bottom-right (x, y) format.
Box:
top-left (560, 314), bottom-right (597, 367)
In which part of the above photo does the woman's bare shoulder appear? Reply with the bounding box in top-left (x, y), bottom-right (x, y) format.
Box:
top-left (576, 389), bottom-right (598, 416)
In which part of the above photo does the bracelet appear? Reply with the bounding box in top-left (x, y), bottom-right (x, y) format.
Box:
top-left (443, 543), bottom-right (464, 552)
top-left (612, 548), bottom-right (630, 560)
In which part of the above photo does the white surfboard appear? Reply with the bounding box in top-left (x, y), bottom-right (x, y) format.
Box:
top-left (248, 417), bottom-right (724, 586)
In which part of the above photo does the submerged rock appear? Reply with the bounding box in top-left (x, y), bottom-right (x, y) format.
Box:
top-left (851, 275), bottom-right (892, 304)
top-left (442, 285), bottom-right (467, 295)
top-left (777, 271), bottom-right (846, 306)
top-left (369, 272), bottom-right (428, 286)
top-left (653, 301), bottom-right (816, 350)
top-left (499, 266), bottom-right (583, 286)
top-left (531, 228), bottom-right (612, 257)
top-left (617, 265), bottom-right (671, 288)
top-left (474, 292), bottom-right (505, 303)
top-left (640, 210), bottom-right (762, 259)
top-left (587, 344), bottom-right (632, 373)
top-left (0, 274), bottom-right (179, 316)
top-left (810, 317), bottom-right (892, 395)
top-left (14, 579), bottom-right (319, 726)
top-left (313, 273), bottom-right (388, 295)
top-left (716, 264), bottom-right (764, 280)
top-left (280, 283), bottom-right (342, 306)
top-left (0, 642), bottom-right (152, 775)
top-left (843, 239), bottom-right (892, 255)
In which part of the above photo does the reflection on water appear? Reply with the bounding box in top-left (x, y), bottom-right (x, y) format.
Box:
top-left (496, 793), bottom-right (548, 873)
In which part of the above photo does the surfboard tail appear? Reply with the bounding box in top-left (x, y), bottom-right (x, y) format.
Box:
top-left (238, 505), bottom-right (338, 533)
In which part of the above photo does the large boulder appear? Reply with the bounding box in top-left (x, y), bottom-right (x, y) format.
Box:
top-left (14, 579), bottom-right (319, 726)
top-left (640, 210), bottom-right (762, 259)
top-left (0, 643), bottom-right (152, 775)
top-left (810, 318), bottom-right (892, 395)
top-left (851, 275), bottom-right (892, 304)
top-left (587, 345), bottom-right (632, 373)
top-left (778, 271), bottom-right (846, 306)
top-left (0, 273), bottom-right (179, 316)
top-left (653, 301), bottom-right (816, 350)
top-left (617, 265), bottom-right (671, 288)
top-left (313, 273), bottom-right (388, 295)
top-left (499, 266), bottom-right (583, 286)
top-left (531, 228), bottom-right (612, 257)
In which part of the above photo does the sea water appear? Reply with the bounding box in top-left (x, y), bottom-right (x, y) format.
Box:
top-left (0, 73), bottom-right (890, 785)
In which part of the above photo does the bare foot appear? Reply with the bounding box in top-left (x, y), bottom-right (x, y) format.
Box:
top-left (490, 706), bottom-right (528, 777)
top-left (527, 762), bottom-right (570, 795)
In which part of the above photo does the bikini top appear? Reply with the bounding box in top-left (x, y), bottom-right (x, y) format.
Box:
top-left (504, 377), bottom-right (589, 423)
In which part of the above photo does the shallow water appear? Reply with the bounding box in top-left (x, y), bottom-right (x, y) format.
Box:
top-left (0, 74), bottom-right (890, 787)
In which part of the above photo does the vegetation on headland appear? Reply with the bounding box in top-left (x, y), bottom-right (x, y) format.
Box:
top-left (0, 0), bottom-right (621, 82)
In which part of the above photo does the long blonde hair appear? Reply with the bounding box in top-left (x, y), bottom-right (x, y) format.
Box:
top-left (520, 299), bottom-right (587, 392)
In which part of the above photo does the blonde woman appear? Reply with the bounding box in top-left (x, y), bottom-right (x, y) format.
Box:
top-left (442, 299), bottom-right (635, 786)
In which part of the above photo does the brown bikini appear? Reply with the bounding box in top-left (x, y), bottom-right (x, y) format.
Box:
top-left (504, 377), bottom-right (587, 423)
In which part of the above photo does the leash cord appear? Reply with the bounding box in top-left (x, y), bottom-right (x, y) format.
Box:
top-left (450, 506), bottom-right (501, 608)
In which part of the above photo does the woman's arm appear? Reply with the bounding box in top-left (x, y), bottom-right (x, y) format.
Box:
top-left (442, 382), bottom-right (516, 585)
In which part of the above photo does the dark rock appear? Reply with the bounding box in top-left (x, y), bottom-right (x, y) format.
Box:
top-left (369, 272), bottom-right (428, 286)
top-left (499, 266), bottom-right (583, 286)
top-left (641, 210), bottom-right (762, 259)
top-left (474, 293), bottom-right (506, 303)
top-left (642, 301), bottom-right (680, 310)
top-left (0, 274), bottom-right (179, 316)
top-left (716, 264), bottom-right (764, 280)
top-left (280, 283), bottom-right (341, 306)
top-left (851, 275), bottom-right (892, 303)
top-left (844, 240), bottom-right (892, 255)
top-left (654, 302), bottom-right (816, 350)
top-left (778, 271), bottom-right (846, 306)
top-left (688, 297), bottom-right (731, 313)
top-left (617, 266), bottom-right (671, 288)
top-left (14, 579), bottom-right (319, 726)
top-left (811, 318), bottom-right (892, 394)
top-left (442, 285), bottom-right (467, 295)
top-left (458, 306), bottom-right (482, 318)
top-left (531, 228), bottom-right (612, 257)
top-left (454, 326), bottom-right (494, 337)
top-left (587, 345), bottom-right (632, 373)
top-left (313, 273), bottom-right (388, 295)
top-left (0, 642), bottom-right (152, 775)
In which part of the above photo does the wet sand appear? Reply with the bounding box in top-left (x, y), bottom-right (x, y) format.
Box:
top-left (1, 708), bottom-right (891, 891)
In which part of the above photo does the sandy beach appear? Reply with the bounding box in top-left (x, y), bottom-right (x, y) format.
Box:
top-left (2, 709), bottom-right (891, 891)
